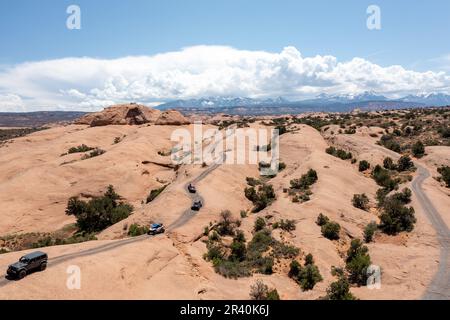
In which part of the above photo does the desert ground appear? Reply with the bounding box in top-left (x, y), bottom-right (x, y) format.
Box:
top-left (0, 105), bottom-right (449, 300)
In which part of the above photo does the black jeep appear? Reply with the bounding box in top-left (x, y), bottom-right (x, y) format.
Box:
top-left (191, 200), bottom-right (203, 211)
top-left (187, 184), bottom-right (196, 193)
top-left (7, 251), bottom-right (48, 279)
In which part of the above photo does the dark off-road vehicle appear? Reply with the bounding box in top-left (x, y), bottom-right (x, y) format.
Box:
top-left (187, 184), bottom-right (196, 193)
top-left (7, 251), bottom-right (48, 279)
top-left (191, 200), bottom-right (203, 211)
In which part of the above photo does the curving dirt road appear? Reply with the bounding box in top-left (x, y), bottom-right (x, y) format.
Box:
top-left (166, 127), bottom-right (232, 231)
top-left (166, 156), bottom-right (225, 231)
top-left (372, 144), bottom-right (450, 299)
top-left (413, 165), bottom-right (450, 300)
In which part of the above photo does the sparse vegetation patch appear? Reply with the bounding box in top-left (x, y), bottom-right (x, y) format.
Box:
top-left (288, 254), bottom-right (323, 291)
top-left (326, 146), bottom-right (353, 160)
top-left (288, 169), bottom-right (318, 203)
top-left (146, 184), bottom-right (168, 203)
top-left (437, 166), bottom-right (450, 187)
top-left (204, 216), bottom-right (299, 279)
top-left (316, 214), bottom-right (341, 240)
top-left (66, 185), bottom-right (133, 233)
top-left (245, 182), bottom-right (276, 212)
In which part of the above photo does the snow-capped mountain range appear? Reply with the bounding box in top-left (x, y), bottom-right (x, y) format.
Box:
top-left (157, 96), bottom-right (289, 109)
top-left (399, 92), bottom-right (450, 105)
top-left (311, 91), bottom-right (388, 103)
top-left (156, 91), bottom-right (450, 114)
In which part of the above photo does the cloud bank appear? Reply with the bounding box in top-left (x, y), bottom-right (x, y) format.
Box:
top-left (0, 45), bottom-right (449, 112)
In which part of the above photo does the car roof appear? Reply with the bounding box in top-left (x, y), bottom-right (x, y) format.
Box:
top-left (23, 251), bottom-right (47, 259)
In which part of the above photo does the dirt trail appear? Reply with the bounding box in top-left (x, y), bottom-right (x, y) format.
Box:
top-left (372, 144), bottom-right (450, 299)
top-left (413, 165), bottom-right (450, 300)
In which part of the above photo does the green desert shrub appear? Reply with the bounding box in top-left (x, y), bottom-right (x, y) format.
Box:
top-left (379, 135), bottom-right (401, 152)
top-left (289, 260), bottom-right (302, 278)
top-left (217, 210), bottom-right (238, 236)
top-left (230, 230), bottom-right (247, 262)
top-left (345, 239), bottom-right (371, 285)
top-left (206, 223), bottom-right (299, 279)
top-left (128, 223), bottom-right (149, 237)
top-left (321, 221), bottom-right (341, 240)
top-left (277, 219), bottom-right (296, 232)
top-left (376, 187), bottom-right (390, 207)
top-left (290, 169), bottom-right (318, 190)
top-left (412, 140), bottom-right (425, 158)
top-left (298, 263), bottom-right (323, 291)
top-left (146, 185), bottom-right (168, 203)
top-left (326, 146), bottom-right (352, 160)
top-left (352, 193), bottom-right (370, 211)
top-left (325, 276), bottom-right (357, 300)
top-left (316, 213), bottom-right (330, 226)
top-left (254, 217), bottom-right (266, 232)
top-left (275, 124), bottom-right (288, 136)
top-left (325, 146), bottom-right (336, 155)
top-left (208, 231), bottom-right (220, 242)
top-left (364, 222), bottom-right (378, 243)
top-left (391, 188), bottom-right (412, 204)
top-left (272, 242), bottom-right (300, 259)
top-left (244, 184), bottom-right (276, 212)
top-left (278, 162), bottom-right (287, 171)
top-left (204, 242), bottom-right (225, 262)
top-left (397, 155), bottom-right (414, 172)
top-left (266, 288), bottom-right (281, 300)
top-left (31, 232), bottom-right (97, 248)
top-left (288, 169), bottom-right (318, 203)
top-left (81, 148), bottom-right (106, 160)
top-left (383, 157), bottom-right (396, 170)
top-left (379, 194), bottom-right (416, 235)
top-left (246, 177), bottom-right (261, 187)
top-left (358, 160), bottom-right (370, 172)
top-left (372, 165), bottom-right (399, 190)
top-left (288, 254), bottom-right (323, 291)
top-left (66, 185), bottom-right (133, 233)
top-left (437, 166), bottom-right (450, 188)
top-left (304, 253), bottom-right (314, 266)
top-left (68, 144), bottom-right (94, 154)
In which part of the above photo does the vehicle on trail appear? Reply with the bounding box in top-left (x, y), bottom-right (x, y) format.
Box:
top-left (7, 251), bottom-right (48, 280)
top-left (191, 200), bottom-right (203, 211)
top-left (148, 223), bottom-right (165, 235)
top-left (187, 184), bottom-right (196, 193)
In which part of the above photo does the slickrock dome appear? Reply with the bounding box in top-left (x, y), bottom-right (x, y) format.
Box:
top-left (155, 109), bottom-right (191, 125)
top-left (75, 103), bottom-right (161, 126)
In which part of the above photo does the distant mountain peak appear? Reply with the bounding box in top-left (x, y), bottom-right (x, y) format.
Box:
top-left (312, 91), bottom-right (387, 103)
top-left (400, 92), bottom-right (450, 105)
top-left (157, 96), bottom-right (290, 109)
top-left (155, 91), bottom-right (450, 114)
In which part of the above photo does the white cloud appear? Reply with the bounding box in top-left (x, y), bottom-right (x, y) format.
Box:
top-left (0, 94), bottom-right (26, 112)
top-left (0, 45), bottom-right (449, 111)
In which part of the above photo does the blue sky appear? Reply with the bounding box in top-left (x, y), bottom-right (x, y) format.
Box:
top-left (0, 0), bottom-right (449, 111)
top-left (1, 0), bottom-right (449, 69)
